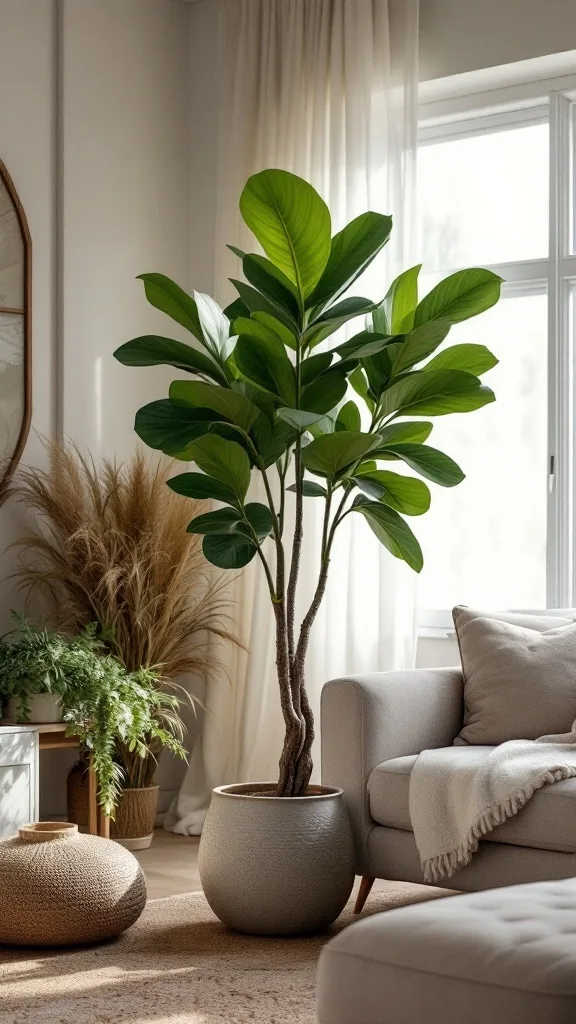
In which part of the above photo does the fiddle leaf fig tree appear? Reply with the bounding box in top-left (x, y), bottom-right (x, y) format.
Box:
top-left (115, 168), bottom-right (502, 797)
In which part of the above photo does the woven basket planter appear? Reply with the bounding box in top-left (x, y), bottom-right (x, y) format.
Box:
top-left (0, 822), bottom-right (146, 946)
top-left (67, 765), bottom-right (159, 849)
top-left (110, 785), bottom-right (160, 850)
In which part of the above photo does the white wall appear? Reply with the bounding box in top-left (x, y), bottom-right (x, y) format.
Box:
top-left (0, 0), bottom-right (192, 817)
top-left (419, 0), bottom-right (576, 81)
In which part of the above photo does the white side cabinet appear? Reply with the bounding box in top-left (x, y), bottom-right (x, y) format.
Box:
top-left (0, 725), bottom-right (39, 837)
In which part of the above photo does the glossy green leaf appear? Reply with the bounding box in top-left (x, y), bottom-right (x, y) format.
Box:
top-left (389, 320), bottom-right (452, 374)
top-left (301, 431), bottom-right (381, 478)
top-left (301, 352), bottom-right (333, 385)
top-left (239, 168), bottom-right (331, 299)
top-left (187, 435), bottom-right (251, 502)
top-left (169, 381), bottom-right (259, 434)
top-left (134, 400), bottom-right (215, 456)
top-left (227, 245), bottom-right (246, 260)
top-left (414, 269), bottom-right (502, 328)
top-left (202, 533), bottom-right (257, 569)
top-left (336, 401), bottom-right (361, 433)
top-left (277, 407), bottom-right (326, 430)
top-left (353, 500), bottom-right (423, 572)
top-left (113, 336), bottom-right (228, 384)
top-left (229, 279), bottom-right (295, 331)
top-left (242, 254), bottom-right (300, 324)
top-left (243, 502), bottom-right (275, 540)
top-left (138, 273), bottom-right (203, 341)
top-left (308, 212), bottom-right (392, 310)
top-left (250, 414), bottom-right (296, 468)
top-left (354, 469), bottom-right (430, 515)
top-left (252, 311), bottom-right (298, 350)
top-left (194, 291), bottom-right (233, 360)
top-left (301, 368), bottom-right (348, 415)
top-left (379, 369), bottom-right (495, 418)
top-left (349, 366), bottom-right (375, 412)
top-left (224, 296), bottom-right (250, 322)
top-left (235, 331), bottom-right (296, 405)
top-left (187, 507), bottom-right (243, 534)
top-left (335, 330), bottom-right (393, 363)
top-left (303, 297), bottom-right (378, 348)
top-left (423, 343), bottom-right (498, 376)
top-left (167, 472), bottom-right (239, 506)
top-left (287, 480), bottom-right (328, 497)
top-left (381, 264), bottom-right (421, 333)
top-left (377, 421), bottom-right (433, 445)
top-left (374, 443), bottom-right (464, 487)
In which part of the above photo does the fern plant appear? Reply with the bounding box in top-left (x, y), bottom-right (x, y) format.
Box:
top-left (0, 617), bottom-right (187, 814)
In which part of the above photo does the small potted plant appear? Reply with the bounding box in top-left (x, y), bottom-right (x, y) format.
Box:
top-left (0, 617), bottom-right (188, 837)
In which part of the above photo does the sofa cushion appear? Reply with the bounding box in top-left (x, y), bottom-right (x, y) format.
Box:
top-left (317, 879), bottom-right (576, 1024)
top-left (453, 605), bottom-right (576, 744)
top-left (369, 748), bottom-right (576, 854)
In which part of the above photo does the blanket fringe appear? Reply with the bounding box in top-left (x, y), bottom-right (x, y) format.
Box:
top-left (422, 765), bottom-right (576, 884)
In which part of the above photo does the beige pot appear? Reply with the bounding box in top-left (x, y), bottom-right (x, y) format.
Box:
top-left (7, 693), bottom-right (63, 724)
top-left (110, 785), bottom-right (160, 850)
top-left (198, 783), bottom-right (355, 936)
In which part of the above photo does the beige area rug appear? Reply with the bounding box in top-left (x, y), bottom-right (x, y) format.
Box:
top-left (0, 882), bottom-right (455, 1024)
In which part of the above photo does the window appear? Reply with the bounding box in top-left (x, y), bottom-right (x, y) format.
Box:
top-left (416, 85), bottom-right (576, 629)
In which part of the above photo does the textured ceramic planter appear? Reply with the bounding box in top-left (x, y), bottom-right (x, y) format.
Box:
top-left (199, 783), bottom-right (355, 935)
top-left (7, 693), bottom-right (63, 724)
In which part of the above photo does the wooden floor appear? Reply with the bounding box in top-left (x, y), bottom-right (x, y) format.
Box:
top-left (135, 829), bottom-right (202, 900)
top-left (136, 828), bottom-right (393, 903)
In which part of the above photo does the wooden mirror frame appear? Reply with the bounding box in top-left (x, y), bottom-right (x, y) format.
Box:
top-left (0, 158), bottom-right (32, 491)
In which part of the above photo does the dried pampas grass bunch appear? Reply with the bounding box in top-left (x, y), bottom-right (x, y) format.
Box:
top-left (10, 441), bottom-right (236, 699)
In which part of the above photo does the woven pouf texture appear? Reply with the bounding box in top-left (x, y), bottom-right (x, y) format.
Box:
top-left (0, 822), bottom-right (147, 946)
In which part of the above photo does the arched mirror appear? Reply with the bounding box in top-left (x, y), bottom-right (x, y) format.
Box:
top-left (0, 159), bottom-right (30, 491)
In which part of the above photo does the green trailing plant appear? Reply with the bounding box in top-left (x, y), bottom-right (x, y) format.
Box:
top-left (0, 616), bottom-right (187, 814)
top-left (114, 168), bottom-right (502, 797)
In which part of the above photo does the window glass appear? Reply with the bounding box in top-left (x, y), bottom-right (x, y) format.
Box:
top-left (416, 291), bottom-right (548, 611)
top-left (418, 123), bottom-right (549, 270)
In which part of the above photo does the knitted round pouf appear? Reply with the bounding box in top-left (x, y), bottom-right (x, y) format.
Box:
top-left (0, 822), bottom-right (147, 946)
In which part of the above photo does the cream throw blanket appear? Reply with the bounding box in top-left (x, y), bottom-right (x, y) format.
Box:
top-left (410, 722), bottom-right (576, 883)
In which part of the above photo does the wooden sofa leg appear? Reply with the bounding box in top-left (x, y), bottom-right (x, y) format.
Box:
top-left (354, 876), bottom-right (375, 914)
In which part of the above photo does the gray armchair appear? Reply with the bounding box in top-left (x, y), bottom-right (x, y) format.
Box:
top-left (321, 667), bottom-right (576, 912)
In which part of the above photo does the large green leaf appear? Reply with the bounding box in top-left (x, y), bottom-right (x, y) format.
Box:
top-left (167, 472), bottom-right (239, 506)
top-left (308, 212), bottom-right (392, 310)
top-left (114, 335), bottom-right (228, 384)
top-left (379, 369), bottom-right (495, 418)
top-left (229, 279), bottom-right (295, 331)
top-left (277, 407), bottom-right (326, 430)
top-left (336, 401), bottom-right (361, 433)
top-left (169, 381), bottom-right (259, 434)
top-left (301, 368), bottom-right (348, 415)
top-left (414, 269), bottom-right (502, 328)
top-left (353, 469), bottom-right (430, 515)
top-left (242, 254), bottom-right (300, 325)
top-left (301, 352), bottom-right (333, 385)
top-left (381, 265), bottom-right (421, 334)
top-left (138, 273), bottom-right (202, 341)
top-left (335, 330), bottom-right (393, 363)
top-left (287, 480), bottom-right (328, 497)
top-left (353, 500), bottom-right (423, 571)
top-left (301, 431), bottom-right (381, 478)
top-left (194, 291), bottom-right (234, 360)
top-left (135, 400), bottom-right (214, 456)
top-left (251, 414), bottom-right (296, 468)
top-left (252, 311), bottom-right (298, 350)
top-left (302, 297), bottom-right (378, 349)
top-left (242, 502), bottom-right (275, 540)
top-left (377, 421), bottom-right (433, 445)
top-left (423, 343), bottom-right (498, 376)
top-left (188, 435), bottom-right (251, 503)
top-left (239, 169), bottom-right (331, 300)
top-left (202, 533), bottom-right (257, 569)
top-left (374, 443), bottom-right (464, 487)
top-left (187, 507), bottom-right (243, 534)
top-left (389, 320), bottom-right (451, 374)
top-left (349, 366), bottom-right (375, 412)
top-left (235, 331), bottom-right (296, 405)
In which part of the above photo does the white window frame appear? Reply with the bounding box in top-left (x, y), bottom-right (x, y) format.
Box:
top-left (417, 58), bottom-right (576, 633)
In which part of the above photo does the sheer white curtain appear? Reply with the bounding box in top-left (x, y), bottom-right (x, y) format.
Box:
top-left (166, 0), bottom-right (419, 834)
